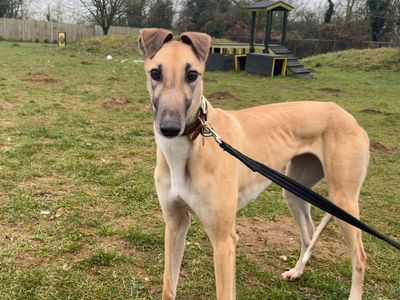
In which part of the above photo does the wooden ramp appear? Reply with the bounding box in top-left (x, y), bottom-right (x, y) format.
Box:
top-left (268, 44), bottom-right (312, 77)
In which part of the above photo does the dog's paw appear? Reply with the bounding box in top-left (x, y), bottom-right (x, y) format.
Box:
top-left (281, 269), bottom-right (302, 281)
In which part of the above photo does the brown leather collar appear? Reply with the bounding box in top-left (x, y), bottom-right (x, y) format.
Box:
top-left (182, 98), bottom-right (208, 141)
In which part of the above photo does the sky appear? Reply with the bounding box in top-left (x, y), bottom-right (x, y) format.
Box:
top-left (27, 0), bottom-right (325, 23)
top-left (28, 0), bottom-right (84, 22)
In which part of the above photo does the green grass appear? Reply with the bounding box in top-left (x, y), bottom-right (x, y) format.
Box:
top-left (0, 36), bottom-right (399, 299)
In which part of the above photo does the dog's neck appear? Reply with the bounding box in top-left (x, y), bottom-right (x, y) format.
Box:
top-left (154, 97), bottom-right (214, 197)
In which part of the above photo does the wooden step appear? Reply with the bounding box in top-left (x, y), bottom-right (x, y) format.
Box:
top-left (267, 44), bottom-right (312, 77)
top-left (272, 50), bottom-right (291, 55)
top-left (287, 61), bottom-right (303, 68)
top-left (289, 66), bottom-right (311, 74)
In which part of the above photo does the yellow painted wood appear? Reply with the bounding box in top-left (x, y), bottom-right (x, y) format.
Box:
top-left (270, 56), bottom-right (288, 77)
top-left (211, 43), bottom-right (264, 55)
top-left (234, 54), bottom-right (247, 71)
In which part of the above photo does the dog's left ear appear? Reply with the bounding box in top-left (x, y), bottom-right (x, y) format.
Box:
top-left (138, 28), bottom-right (173, 59)
top-left (180, 32), bottom-right (212, 62)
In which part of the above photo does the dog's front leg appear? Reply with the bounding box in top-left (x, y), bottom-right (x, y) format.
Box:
top-left (161, 206), bottom-right (191, 300)
top-left (197, 193), bottom-right (238, 300)
top-left (212, 226), bottom-right (238, 300)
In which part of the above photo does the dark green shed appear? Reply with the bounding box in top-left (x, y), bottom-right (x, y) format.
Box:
top-left (247, 0), bottom-right (294, 53)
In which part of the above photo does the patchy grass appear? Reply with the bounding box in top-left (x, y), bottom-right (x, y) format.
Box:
top-left (304, 47), bottom-right (400, 72)
top-left (74, 34), bottom-right (140, 57)
top-left (0, 37), bottom-right (399, 299)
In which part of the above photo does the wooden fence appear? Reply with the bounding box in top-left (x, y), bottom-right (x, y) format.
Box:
top-left (0, 18), bottom-right (138, 43)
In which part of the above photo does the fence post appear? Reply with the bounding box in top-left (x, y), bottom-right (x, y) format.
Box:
top-left (3, 18), bottom-right (6, 40)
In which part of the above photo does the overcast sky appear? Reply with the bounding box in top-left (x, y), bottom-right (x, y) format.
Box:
top-left (27, 0), bottom-right (325, 23)
top-left (28, 0), bottom-right (84, 22)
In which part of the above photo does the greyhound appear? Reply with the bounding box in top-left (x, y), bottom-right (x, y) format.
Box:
top-left (139, 28), bottom-right (369, 300)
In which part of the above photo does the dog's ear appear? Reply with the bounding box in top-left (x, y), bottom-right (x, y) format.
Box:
top-left (180, 32), bottom-right (212, 62)
top-left (138, 28), bottom-right (173, 59)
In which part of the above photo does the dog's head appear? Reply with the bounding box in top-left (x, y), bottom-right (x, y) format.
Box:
top-left (139, 28), bottom-right (211, 138)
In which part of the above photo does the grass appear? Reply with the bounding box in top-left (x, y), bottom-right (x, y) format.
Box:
top-left (0, 35), bottom-right (399, 299)
top-left (303, 47), bottom-right (400, 72)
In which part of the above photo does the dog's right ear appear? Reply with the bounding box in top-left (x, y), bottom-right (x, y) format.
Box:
top-left (138, 28), bottom-right (173, 60)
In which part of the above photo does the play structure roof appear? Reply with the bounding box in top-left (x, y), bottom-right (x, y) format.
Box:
top-left (247, 0), bottom-right (294, 11)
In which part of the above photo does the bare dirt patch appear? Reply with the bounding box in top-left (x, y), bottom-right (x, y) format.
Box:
top-left (78, 84), bottom-right (102, 93)
top-left (69, 235), bottom-right (150, 278)
top-left (30, 73), bottom-right (59, 83)
top-left (18, 175), bottom-right (75, 199)
top-left (360, 108), bottom-right (391, 115)
top-left (0, 221), bottom-right (37, 247)
top-left (370, 140), bottom-right (393, 152)
top-left (207, 91), bottom-right (237, 101)
top-left (103, 96), bottom-right (129, 105)
top-left (0, 102), bottom-right (18, 110)
top-left (107, 76), bottom-right (125, 82)
top-left (13, 252), bottom-right (52, 268)
top-left (237, 217), bottom-right (298, 250)
top-left (0, 120), bottom-right (15, 126)
top-left (319, 87), bottom-right (342, 95)
top-left (112, 217), bottom-right (136, 230)
top-left (237, 216), bottom-right (347, 268)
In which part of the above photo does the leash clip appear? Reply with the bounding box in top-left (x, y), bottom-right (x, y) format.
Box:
top-left (198, 117), bottom-right (223, 144)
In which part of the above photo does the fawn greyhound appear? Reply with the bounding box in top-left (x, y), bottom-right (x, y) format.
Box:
top-left (139, 28), bottom-right (369, 300)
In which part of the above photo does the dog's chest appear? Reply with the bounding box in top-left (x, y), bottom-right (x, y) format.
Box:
top-left (156, 134), bottom-right (191, 200)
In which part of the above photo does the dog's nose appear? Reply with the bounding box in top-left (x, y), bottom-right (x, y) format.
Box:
top-left (160, 122), bottom-right (181, 137)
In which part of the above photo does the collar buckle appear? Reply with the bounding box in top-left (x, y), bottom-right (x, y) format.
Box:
top-left (198, 116), bottom-right (223, 144)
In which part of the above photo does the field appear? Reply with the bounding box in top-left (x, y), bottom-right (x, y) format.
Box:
top-left (0, 36), bottom-right (399, 299)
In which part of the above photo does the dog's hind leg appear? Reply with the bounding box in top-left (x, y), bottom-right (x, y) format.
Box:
top-left (329, 196), bottom-right (366, 300)
top-left (323, 134), bottom-right (369, 300)
top-left (281, 153), bottom-right (325, 281)
top-left (301, 213), bottom-right (332, 266)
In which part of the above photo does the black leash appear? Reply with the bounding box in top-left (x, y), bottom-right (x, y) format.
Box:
top-left (199, 120), bottom-right (400, 251)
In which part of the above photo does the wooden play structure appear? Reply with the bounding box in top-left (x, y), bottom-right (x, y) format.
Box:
top-left (205, 0), bottom-right (311, 77)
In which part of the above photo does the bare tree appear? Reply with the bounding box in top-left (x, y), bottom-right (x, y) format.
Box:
top-left (345, 0), bottom-right (356, 22)
top-left (324, 0), bottom-right (335, 23)
top-left (0, 0), bottom-right (25, 18)
top-left (367, 0), bottom-right (390, 41)
top-left (46, 1), bottom-right (66, 23)
top-left (79, 0), bottom-right (126, 35)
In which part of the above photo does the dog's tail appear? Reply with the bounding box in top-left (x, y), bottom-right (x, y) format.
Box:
top-left (302, 213), bottom-right (332, 264)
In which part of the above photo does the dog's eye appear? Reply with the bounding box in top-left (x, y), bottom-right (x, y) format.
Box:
top-left (186, 71), bottom-right (199, 83)
top-left (150, 69), bottom-right (162, 81)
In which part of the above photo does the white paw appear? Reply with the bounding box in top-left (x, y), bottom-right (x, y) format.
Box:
top-left (281, 268), bottom-right (302, 281)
